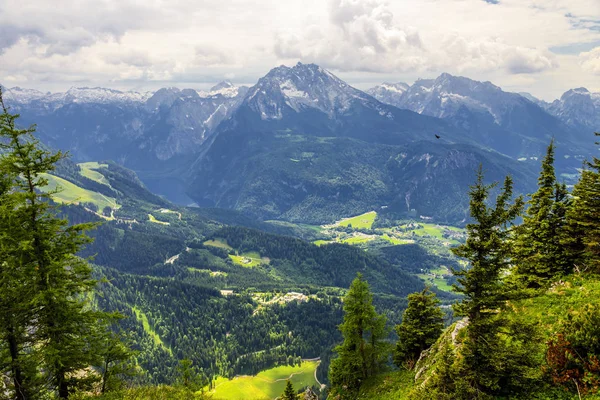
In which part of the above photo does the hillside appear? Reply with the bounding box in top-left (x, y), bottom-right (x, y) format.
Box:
top-left (358, 275), bottom-right (600, 400)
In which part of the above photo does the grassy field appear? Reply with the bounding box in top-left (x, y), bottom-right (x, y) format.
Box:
top-left (131, 306), bottom-right (171, 355)
top-left (229, 253), bottom-right (263, 268)
top-left (204, 238), bottom-right (234, 250)
top-left (342, 236), bottom-right (374, 245)
top-left (148, 214), bottom-right (170, 225)
top-left (40, 173), bottom-right (118, 210)
top-left (78, 162), bottom-right (111, 187)
top-left (336, 211), bottom-right (377, 229)
top-left (208, 361), bottom-right (319, 400)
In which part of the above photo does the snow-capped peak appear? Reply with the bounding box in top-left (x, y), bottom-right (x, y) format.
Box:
top-left (244, 62), bottom-right (376, 120)
top-left (197, 81), bottom-right (241, 99)
top-left (370, 72), bottom-right (525, 124)
top-left (4, 86), bottom-right (153, 105)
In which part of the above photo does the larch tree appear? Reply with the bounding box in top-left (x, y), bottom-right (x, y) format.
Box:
top-left (451, 165), bottom-right (527, 397)
top-left (0, 88), bottom-right (126, 398)
top-left (394, 287), bottom-right (445, 369)
top-left (329, 273), bottom-right (388, 398)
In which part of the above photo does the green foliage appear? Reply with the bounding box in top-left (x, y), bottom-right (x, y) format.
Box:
top-left (513, 140), bottom-right (573, 288)
top-left (448, 166), bottom-right (544, 397)
top-left (394, 288), bottom-right (445, 369)
top-left (329, 274), bottom-right (389, 398)
top-left (564, 132), bottom-right (600, 274)
top-left (546, 303), bottom-right (600, 395)
top-left (281, 380), bottom-right (296, 400)
top-left (0, 88), bottom-right (131, 399)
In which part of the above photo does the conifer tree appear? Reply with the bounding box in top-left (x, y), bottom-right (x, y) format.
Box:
top-left (0, 134), bottom-right (41, 399)
top-left (513, 140), bottom-right (573, 287)
top-left (564, 132), bottom-right (600, 273)
top-left (394, 287), bottom-right (444, 369)
top-left (281, 380), bottom-right (296, 400)
top-left (0, 88), bottom-right (126, 398)
top-left (451, 166), bottom-right (524, 396)
top-left (329, 273), bottom-right (388, 397)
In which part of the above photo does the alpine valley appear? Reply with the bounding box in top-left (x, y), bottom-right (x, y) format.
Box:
top-left (2, 62), bottom-right (599, 399)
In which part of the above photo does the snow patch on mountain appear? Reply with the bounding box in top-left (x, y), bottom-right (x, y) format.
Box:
top-left (244, 62), bottom-right (380, 120)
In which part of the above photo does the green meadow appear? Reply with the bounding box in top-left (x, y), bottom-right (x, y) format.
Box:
top-left (40, 173), bottom-right (118, 211)
top-left (336, 211), bottom-right (377, 229)
top-left (208, 361), bottom-right (319, 400)
top-left (78, 162), bottom-right (111, 187)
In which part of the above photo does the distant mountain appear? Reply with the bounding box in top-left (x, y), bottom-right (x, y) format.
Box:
top-left (4, 82), bottom-right (248, 204)
top-left (544, 88), bottom-right (600, 132)
top-left (366, 82), bottom-right (410, 107)
top-left (368, 73), bottom-right (588, 160)
top-left (187, 64), bottom-right (536, 223)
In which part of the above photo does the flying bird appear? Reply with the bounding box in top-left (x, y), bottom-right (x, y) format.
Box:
top-left (435, 134), bottom-right (441, 139)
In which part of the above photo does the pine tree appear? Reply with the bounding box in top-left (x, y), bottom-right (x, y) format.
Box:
top-left (0, 133), bottom-right (41, 399)
top-left (281, 380), bottom-right (296, 400)
top-left (329, 273), bottom-right (388, 397)
top-left (451, 165), bottom-right (524, 396)
top-left (513, 140), bottom-right (573, 287)
top-left (394, 287), bottom-right (444, 369)
top-left (0, 88), bottom-right (127, 398)
top-left (564, 132), bottom-right (600, 273)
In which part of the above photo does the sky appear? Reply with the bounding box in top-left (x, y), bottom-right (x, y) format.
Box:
top-left (1, 0), bottom-right (599, 101)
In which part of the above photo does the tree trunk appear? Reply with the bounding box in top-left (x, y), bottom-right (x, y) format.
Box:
top-left (7, 325), bottom-right (27, 400)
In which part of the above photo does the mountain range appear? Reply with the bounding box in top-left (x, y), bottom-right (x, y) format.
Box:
top-left (4, 63), bottom-right (598, 223)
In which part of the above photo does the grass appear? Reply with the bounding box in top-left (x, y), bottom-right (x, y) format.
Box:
top-left (342, 236), bottom-right (374, 245)
top-left (381, 234), bottom-right (409, 245)
top-left (40, 173), bottom-right (118, 211)
top-left (131, 306), bottom-right (172, 355)
top-left (229, 253), bottom-right (262, 268)
top-left (313, 240), bottom-right (331, 246)
top-left (418, 274), bottom-right (454, 293)
top-left (78, 162), bottom-right (111, 187)
top-left (337, 211), bottom-right (377, 229)
top-left (204, 238), bottom-right (234, 251)
top-left (357, 369), bottom-right (414, 400)
top-left (148, 214), bottom-right (170, 225)
top-left (208, 361), bottom-right (319, 400)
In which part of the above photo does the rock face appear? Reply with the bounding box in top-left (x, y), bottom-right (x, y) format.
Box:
top-left (545, 87), bottom-right (600, 130)
top-left (414, 318), bottom-right (468, 384)
top-left (367, 73), bottom-right (589, 160)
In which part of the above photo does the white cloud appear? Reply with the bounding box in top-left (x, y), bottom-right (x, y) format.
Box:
top-left (0, 0), bottom-right (598, 99)
top-left (580, 46), bottom-right (600, 74)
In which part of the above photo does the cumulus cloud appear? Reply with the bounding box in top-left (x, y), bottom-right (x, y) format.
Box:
top-left (580, 46), bottom-right (600, 74)
top-left (275, 0), bottom-right (426, 72)
top-left (0, 0), bottom-right (598, 97)
top-left (274, 0), bottom-right (558, 75)
top-left (440, 34), bottom-right (558, 74)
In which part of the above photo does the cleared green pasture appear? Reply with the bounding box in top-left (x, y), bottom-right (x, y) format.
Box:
top-left (39, 173), bottom-right (118, 210)
top-left (204, 238), bottom-right (234, 251)
top-left (336, 211), bottom-right (377, 229)
top-left (209, 361), bottom-right (319, 400)
top-left (78, 162), bottom-right (111, 187)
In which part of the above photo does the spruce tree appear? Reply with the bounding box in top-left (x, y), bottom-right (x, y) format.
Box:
top-left (329, 273), bottom-right (388, 397)
top-left (564, 132), bottom-right (600, 273)
top-left (451, 166), bottom-right (524, 396)
top-left (0, 88), bottom-right (125, 398)
top-left (394, 287), bottom-right (444, 369)
top-left (513, 140), bottom-right (573, 287)
top-left (281, 380), bottom-right (296, 400)
top-left (0, 135), bottom-right (41, 399)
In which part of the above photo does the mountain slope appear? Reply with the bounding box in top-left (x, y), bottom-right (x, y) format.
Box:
top-left (187, 64), bottom-right (537, 224)
top-left (368, 73), bottom-right (588, 160)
